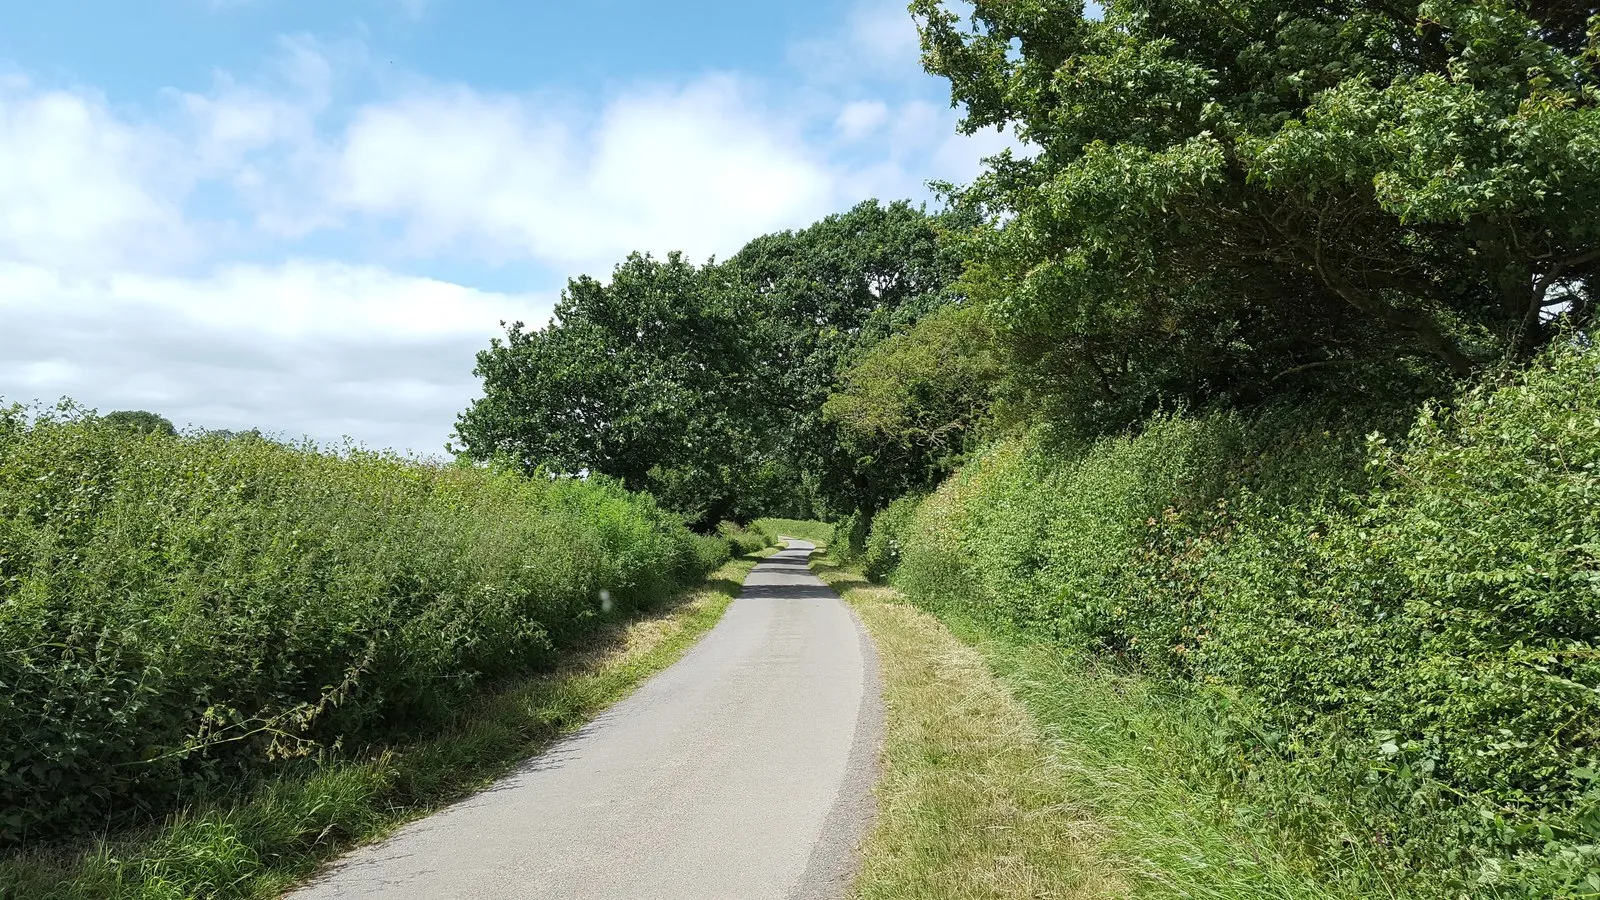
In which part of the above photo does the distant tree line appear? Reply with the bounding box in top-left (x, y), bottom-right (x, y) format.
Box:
top-left (455, 200), bottom-right (992, 525)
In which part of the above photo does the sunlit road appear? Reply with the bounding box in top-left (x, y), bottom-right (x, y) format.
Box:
top-left (288, 539), bottom-right (883, 900)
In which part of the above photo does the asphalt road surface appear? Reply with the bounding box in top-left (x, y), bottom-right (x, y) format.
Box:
top-left (288, 538), bottom-right (883, 900)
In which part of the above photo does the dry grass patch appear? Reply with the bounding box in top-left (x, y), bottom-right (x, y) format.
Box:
top-left (816, 561), bottom-right (1127, 900)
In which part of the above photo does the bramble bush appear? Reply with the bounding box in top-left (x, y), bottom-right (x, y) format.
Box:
top-left (891, 342), bottom-right (1600, 895)
top-left (0, 406), bottom-right (718, 846)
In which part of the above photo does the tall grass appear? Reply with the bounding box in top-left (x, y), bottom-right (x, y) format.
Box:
top-left (889, 342), bottom-right (1600, 896)
top-left (969, 630), bottom-right (1397, 900)
top-left (814, 561), bottom-right (1128, 900)
top-left (818, 557), bottom-right (1379, 899)
top-left (0, 404), bottom-right (723, 846)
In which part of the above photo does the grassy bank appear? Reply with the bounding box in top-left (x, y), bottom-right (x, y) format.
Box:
top-left (868, 341), bottom-right (1600, 895)
top-left (0, 553), bottom-right (763, 900)
top-left (815, 558), bottom-right (1389, 899)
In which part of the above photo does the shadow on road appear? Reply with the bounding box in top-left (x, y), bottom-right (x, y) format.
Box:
top-left (739, 583), bottom-right (841, 601)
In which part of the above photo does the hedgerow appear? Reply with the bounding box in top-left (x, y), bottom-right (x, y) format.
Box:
top-left (861, 496), bottom-right (920, 583)
top-left (715, 521), bottom-right (769, 558)
top-left (0, 405), bottom-right (718, 846)
top-left (891, 341), bottom-right (1600, 895)
top-left (831, 510), bottom-right (870, 563)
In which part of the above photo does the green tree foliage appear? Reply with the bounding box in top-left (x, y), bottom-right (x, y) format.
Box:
top-left (0, 407), bottom-right (718, 844)
top-left (456, 252), bottom-right (754, 523)
top-left (101, 410), bottom-right (177, 436)
top-left (456, 201), bottom-right (965, 524)
top-left (915, 0), bottom-right (1600, 433)
top-left (824, 303), bottom-right (1001, 505)
top-left (725, 199), bottom-right (969, 514)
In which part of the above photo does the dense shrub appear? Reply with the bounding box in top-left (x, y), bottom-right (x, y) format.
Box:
top-left (891, 342), bottom-right (1600, 894)
top-left (0, 407), bottom-right (717, 845)
top-left (715, 521), bottom-right (768, 558)
top-left (861, 496), bottom-right (920, 582)
top-left (899, 414), bottom-right (1247, 645)
top-left (690, 532), bottom-right (734, 572)
top-left (831, 510), bottom-right (869, 563)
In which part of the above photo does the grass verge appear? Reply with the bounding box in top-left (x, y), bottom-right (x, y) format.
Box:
top-left (813, 557), bottom-right (1126, 899)
top-left (0, 553), bottom-right (767, 900)
top-left (813, 557), bottom-right (1392, 900)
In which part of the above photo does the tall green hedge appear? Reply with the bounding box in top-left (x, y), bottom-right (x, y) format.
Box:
top-left (860, 495), bottom-right (921, 583)
top-left (0, 407), bottom-right (717, 845)
top-left (892, 342), bottom-right (1600, 894)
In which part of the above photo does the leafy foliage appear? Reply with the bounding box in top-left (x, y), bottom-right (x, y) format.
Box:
top-left (0, 558), bottom-right (756, 900)
top-left (455, 200), bottom-right (967, 524)
top-left (889, 341), bottom-right (1600, 894)
top-left (455, 252), bottom-right (754, 524)
top-left (915, 0), bottom-right (1600, 434)
top-left (100, 410), bottom-right (177, 436)
top-left (715, 520), bottom-right (771, 557)
top-left (0, 406), bottom-right (717, 845)
top-left (831, 509), bottom-right (872, 563)
top-left (824, 303), bottom-right (1001, 506)
top-left (726, 199), bottom-right (971, 516)
top-left (861, 494), bottom-right (922, 583)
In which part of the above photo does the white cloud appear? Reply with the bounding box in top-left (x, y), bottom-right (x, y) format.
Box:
top-left (0, 0), bottom-right (1014, 454)
top-left (829, 98), bottom-right (1017, 204)
top-left (331, 76), bottom-right (838, 272)
top-left (836, 100), bottom-right (890, 141)
top-left (0, 260), bottom-right (547, 341)
top-left (179, 77), bottom-right (317, 172)
top-left (0, 77), bottom-right (195, 271)
top-left (0, 261), bottom-right (551, 451)
top-left (0, 38), bottom-right (345, 272)
top-left (929, 117), bottom-right (1018, 182)
top-left (846, 0), bottom-right (924, 70)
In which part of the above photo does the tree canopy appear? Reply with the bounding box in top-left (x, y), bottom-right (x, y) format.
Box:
top-left (724, 199), bottom-right (970, 515)
top-left (456, 0), bottom-right (1600, 521)
top-left (823, 302), bottom-right (1001, 500)
top-left (455, 200), bottom-right (967, 525)
top-left (101, 410), bottom-right (177, 436)
top-left (456, 251), bottom-right (752, 522)
top-left (916, 0), bottom-right (1600, 432)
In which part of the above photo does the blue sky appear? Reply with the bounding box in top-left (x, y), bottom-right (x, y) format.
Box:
top-left (0, 0), bottom-right (1006, 454)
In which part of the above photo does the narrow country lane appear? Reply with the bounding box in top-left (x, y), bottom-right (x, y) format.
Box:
top-left (288, 539), bottom-right (883, 900)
